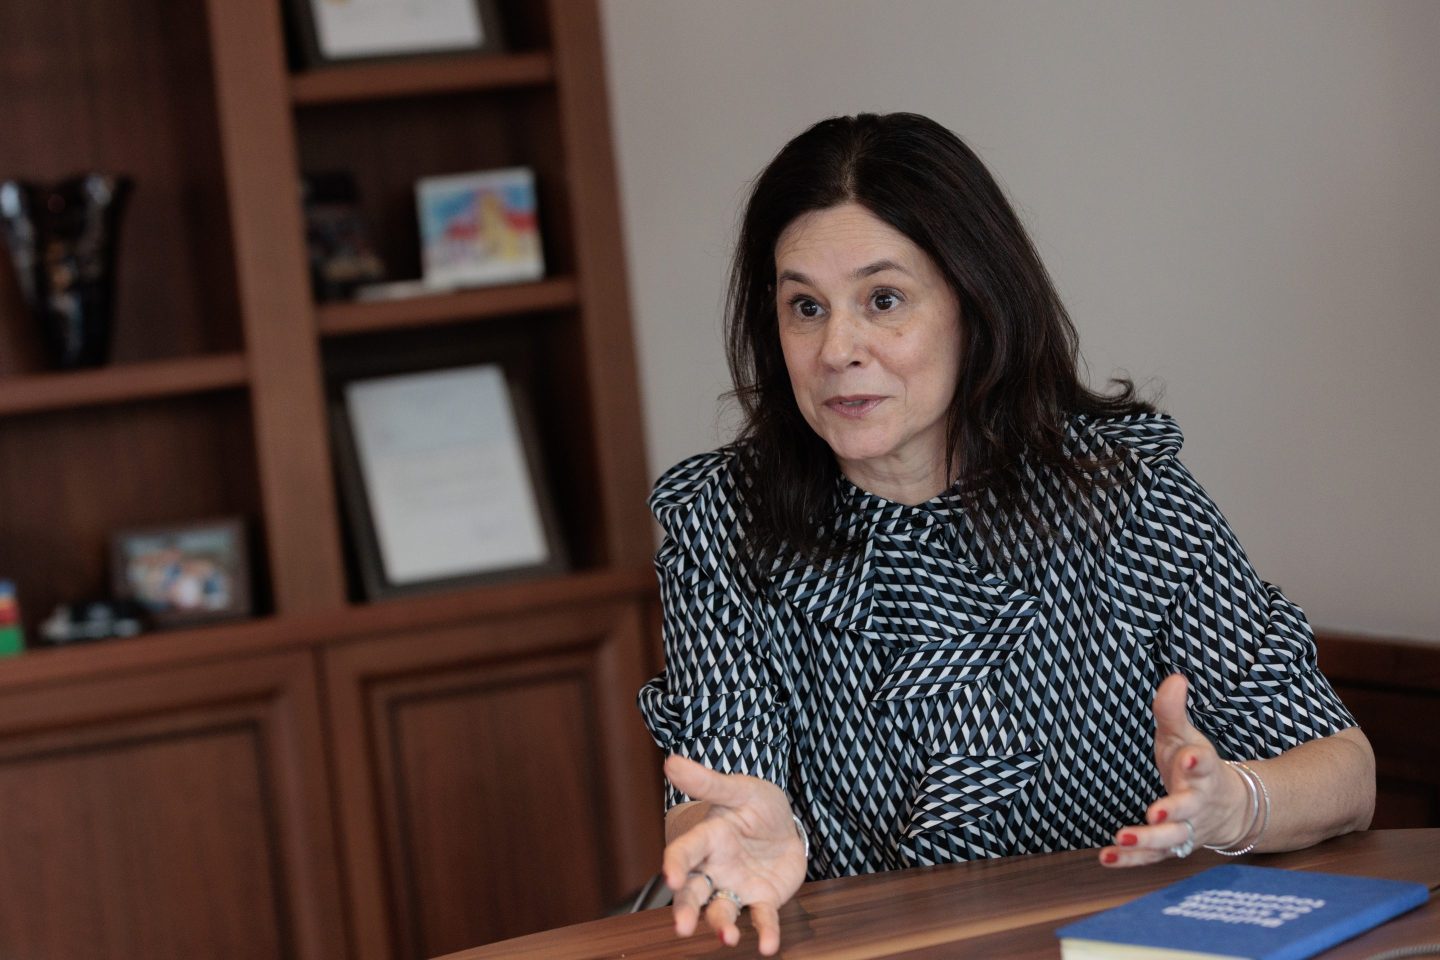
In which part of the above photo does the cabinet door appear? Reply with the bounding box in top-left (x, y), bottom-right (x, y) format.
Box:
top-left (0, 651), bottom-right (346, 960)
top-left (324, 599), bottom-right (661, 960)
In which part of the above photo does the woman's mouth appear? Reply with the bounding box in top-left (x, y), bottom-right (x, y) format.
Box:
top-left (825, 395), bottom-right (884, 418)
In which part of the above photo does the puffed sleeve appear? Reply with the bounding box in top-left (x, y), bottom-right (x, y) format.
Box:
top-left (1099, 419), bottom-right (1357, 759)
top-left (636, 449), bottom-right (793, 809)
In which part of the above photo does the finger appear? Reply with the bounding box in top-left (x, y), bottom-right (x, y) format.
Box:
top-left (673, 896), bottom-right (700, 937)
top-left (662, 818), bottom-right (722, 888)
top-left (1108, 817), bottom-right (1197, 862)
top-left (703, 894), bottom-right (743, 947)
top-left (664, 755), bottom-right (753, 809)
top-left (671, 872), bottom-right (713, 937)
top-left (1099, 842), bottom-right (1172, 868)
top-left (1152, 674), bottom-right (1198, 743)
top-left (750, 901), bottom-right (783, 956)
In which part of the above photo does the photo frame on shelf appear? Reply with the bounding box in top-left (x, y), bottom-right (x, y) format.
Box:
top-left (331, 362), bottom-right (567, 600)
top-left (285, 0), bottom-right (506, 69)
top-left (110, 517), bottom-right (252, 626)
top-left (416, 167), bottom-right (545, 291)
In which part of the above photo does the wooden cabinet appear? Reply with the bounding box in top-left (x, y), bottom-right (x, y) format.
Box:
top-left (325, 598), bottom-right (657, 959)
top-left (0, 2), bottom-right (662, 958)
top-left (1316, 632), bottom-right (1440, 829)
top-left (0, 572), bottom-right (662, 960)
top-left (0, 651), bottom-right (345, 959)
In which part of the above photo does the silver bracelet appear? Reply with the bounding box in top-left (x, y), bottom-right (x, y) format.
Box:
top-left (1204, 760), bottom-right (1258, 853)
top-left (792, 813), bottom-right (810, 860)
top-left (1205, 760), bottom-right (1270, 856)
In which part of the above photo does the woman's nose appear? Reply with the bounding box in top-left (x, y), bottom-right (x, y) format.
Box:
top-left (818, 311), bottom-right (865, 369)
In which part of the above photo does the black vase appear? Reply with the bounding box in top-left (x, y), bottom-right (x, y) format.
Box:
top-left (0, 174), bottom-right (133, 369)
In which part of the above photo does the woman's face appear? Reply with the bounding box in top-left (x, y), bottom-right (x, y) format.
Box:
top-left (774, 202), bottom-right (963, 504)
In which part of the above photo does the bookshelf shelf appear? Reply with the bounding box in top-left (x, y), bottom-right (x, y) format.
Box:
top-left (289, 51), bottom-right (554, 106)
top-left (315, 277), bottom-right (579, 337)
top-left (0, 354), bottom-right (250, 418)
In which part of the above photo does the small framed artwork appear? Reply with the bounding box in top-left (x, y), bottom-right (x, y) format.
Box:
top-left (416, 167), bottom-right (545, 291)
top-left (285, 0), bottom-right (506, 68)
top-left (331, 363), bottom-right (567, 599)
top-left (110, 518), bottom-right (252, 626)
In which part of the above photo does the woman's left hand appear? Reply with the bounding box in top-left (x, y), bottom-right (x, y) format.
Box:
top-left (1100, 673), bottom-right (1250, 866)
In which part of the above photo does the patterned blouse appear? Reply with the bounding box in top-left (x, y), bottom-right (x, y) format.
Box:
top-left (637, 413), bottom-right (1356, 879)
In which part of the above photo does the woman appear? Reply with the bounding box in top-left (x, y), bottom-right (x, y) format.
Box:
top-left (637, 113), bottom-right (1374, 955)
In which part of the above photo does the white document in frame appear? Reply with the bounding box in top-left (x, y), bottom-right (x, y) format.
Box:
top-left (314, 0), bottom-right (484, 60)
top-left (345, 364), bottom-right (549, 585)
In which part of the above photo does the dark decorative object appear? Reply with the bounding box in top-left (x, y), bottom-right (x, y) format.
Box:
top-left (0, 174), bottom-right (133, 369)
top-left (302, 171), bottom-right (386, 302)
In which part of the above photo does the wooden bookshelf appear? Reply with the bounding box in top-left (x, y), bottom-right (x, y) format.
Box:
top-left (0, 3), bottom-right (659, 958)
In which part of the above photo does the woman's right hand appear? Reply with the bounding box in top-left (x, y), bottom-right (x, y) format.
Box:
top-left (661, 755), bottom-right (808, 956)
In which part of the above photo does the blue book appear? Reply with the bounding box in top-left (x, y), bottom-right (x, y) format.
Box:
top-left (1056, 864), bottom-right (1429, 959)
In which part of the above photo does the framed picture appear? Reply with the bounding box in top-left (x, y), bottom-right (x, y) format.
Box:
top-left (416, 167), bottom-right (545, 291)
top-left (330, 363), bottom-right (567, 599)
top-left (285, 0), bottom-right (506, 68)
top-left (110, 518), bottom-right (252, 626)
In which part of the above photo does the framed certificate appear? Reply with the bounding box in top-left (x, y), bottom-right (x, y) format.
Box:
top-left (331, 363), bottom-right (566, 599)
top-left (285, 0), bottom-right (506, 68)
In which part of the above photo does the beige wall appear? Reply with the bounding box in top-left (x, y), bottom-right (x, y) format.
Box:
top-left (599, 0), bottom-right (1440, 641)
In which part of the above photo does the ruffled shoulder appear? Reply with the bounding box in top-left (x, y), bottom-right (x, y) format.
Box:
top-left (649, 446), bottom-right (750, 576)
top-left (1076, 412), bottom-right (1184, 463)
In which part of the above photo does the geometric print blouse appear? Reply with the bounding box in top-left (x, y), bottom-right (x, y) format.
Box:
top-left (637, 413), bottom-right (1357, 880)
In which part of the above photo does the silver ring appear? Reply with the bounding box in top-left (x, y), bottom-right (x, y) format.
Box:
top-left (1169, 818), bottom-right (1196, 859)
top-left (709, 887), bottom-right (744, 911)
top-left (687, 870), bottom-right (714, 896)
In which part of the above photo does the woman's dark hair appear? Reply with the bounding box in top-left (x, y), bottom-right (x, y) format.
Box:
top-left (725, 112), bottom-right (1153, 567)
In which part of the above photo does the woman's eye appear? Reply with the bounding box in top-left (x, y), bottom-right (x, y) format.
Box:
top-left (871, 289), bottom-right (901, 312)
top-left (790, 297), bottom-right (823, 319)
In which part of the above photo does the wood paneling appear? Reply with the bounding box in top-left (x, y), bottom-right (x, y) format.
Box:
top-left (324, 599), bottom-right (661, 960)
top-left (0, 651), bottom-right (345, 960)
top-left (1318, 631), bottom-right (1440, 829)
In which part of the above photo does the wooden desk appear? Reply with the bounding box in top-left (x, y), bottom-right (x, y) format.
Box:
top-left (448, 829), bottom-right (1440, 959)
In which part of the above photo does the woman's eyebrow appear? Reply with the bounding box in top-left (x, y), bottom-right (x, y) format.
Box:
top-left (852, 259), bottom-right (910, 279)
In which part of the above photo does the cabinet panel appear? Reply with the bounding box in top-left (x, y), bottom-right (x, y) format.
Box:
top-left (0, 652), bottom-right (345, 960)
top-left (325, 599), bottom-right (661, 960)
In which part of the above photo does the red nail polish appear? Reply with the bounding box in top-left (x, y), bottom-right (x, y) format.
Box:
top-left (1103, 851), bottom-right (1118, 864)
top-left (1154, 809), bottom-right (1169, 823)
top-left (1120, 833), bottom-right (1138, 846)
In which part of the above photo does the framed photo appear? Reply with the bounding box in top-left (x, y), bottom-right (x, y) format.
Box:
top-left (285, 0), bottom-right (506, 68)
top-left (330, 363), bottom-right (567, 599)
top-left (110, 518), bottom-right (252, 626)
top-left (416, 167), bottom-right (545, 291)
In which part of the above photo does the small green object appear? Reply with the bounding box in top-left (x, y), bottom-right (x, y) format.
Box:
top-left (0, 579), bottom-right (24, 656)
